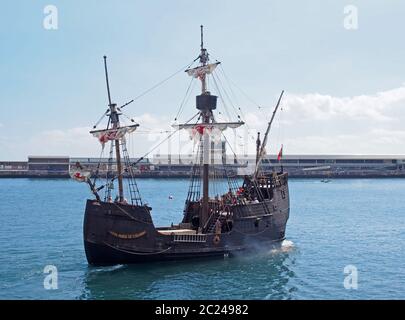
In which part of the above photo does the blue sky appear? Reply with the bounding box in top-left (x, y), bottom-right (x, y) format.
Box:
top-left (1, 0), bottom-right (405, 160)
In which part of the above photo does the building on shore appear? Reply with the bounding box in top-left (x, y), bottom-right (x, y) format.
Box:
top-left (238, 154), bottom-right (405, 178)
top-left (0, 161), bottom-right (27, 177)
top-left (151, 154), bottom-right (405, 178)
top-left (27, 156), bottom-right (70, 176)
top-left (0, 154), bottom-right (404, 178)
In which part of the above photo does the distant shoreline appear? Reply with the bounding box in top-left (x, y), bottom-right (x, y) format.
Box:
top-left (1, 172), bottom-right (405, 179)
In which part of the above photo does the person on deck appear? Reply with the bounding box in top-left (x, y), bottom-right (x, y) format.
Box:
top-left (215, 219), bottom-right (222, 234)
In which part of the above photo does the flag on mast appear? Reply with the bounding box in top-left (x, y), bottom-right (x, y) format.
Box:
top-left (277, 145), bottom-right (283, 162)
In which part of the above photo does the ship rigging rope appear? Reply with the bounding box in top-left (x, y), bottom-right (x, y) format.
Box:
top-left (100, 112), bottom-right (201, 189)
top-left (128, 111), bottom-right (200, 166)
top-left (210, 73), bottom-right (232, 121)
top-left (216, 64), bottom-right (259, 141)
top-left (216, 66), bottom-right (240, 110)
top-left (210, 57), bottom-right (257, 124)
top-left (92, 146), bottom-right (106, 187)
top-left (218, 64), bottom-right (261, 109)
top-left (119, 109), bottom-right (137, 124)
top-left (212, 71), bottom-right (242, 122)
top-left (93, 109), bottom-right (110, 129)
top-left (121, 58), bottom-right (200, 109)
top-left (174, 77), bottom-right (196, 121)
top-left (220, 131), bottom-right (238, 162)
top-left (103, 241), bottom-right (173, 255)
top-left (112, 202), bottom-right (153, 224)
top-left (211, 69), bottom-right (258, 154)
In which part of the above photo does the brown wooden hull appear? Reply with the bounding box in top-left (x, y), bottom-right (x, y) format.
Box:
top-left (83, 174), bottom-right (290, 266)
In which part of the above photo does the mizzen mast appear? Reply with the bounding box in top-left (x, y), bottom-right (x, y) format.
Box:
top-left (103, 56), bottom-right (124, 202)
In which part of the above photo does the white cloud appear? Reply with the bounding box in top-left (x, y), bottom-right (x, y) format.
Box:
top-left (21, 113), bottom-right (195, 159)
top-left (239, 85), bottom-right (405, 155)
top-left (29, 127), bottom-right (98, 157)
top-left (282, 85), bottom-right (405, 122)
top-left (133, 113), bottom-right (169, 128)
top-left (3, 84), bottom-right (405, 160)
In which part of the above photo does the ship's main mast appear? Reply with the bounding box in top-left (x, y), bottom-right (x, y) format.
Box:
top-left (177, 26), bottom-right (243, 229)
top-left (197, 26), bottom-right (218, 229)
top-left (199, 26), bottom-right (212, 229)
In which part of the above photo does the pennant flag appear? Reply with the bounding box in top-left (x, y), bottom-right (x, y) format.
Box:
top-left (277, 145), bottom-right (283, 162)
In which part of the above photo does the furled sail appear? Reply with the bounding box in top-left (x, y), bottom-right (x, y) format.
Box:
top-left (185, 62), bottom-right (220, 79)
top-left (173, 122), bottom-right (244, 143)
top-left (70, 169), bottom-right (91, 182)
top-left (90, 124), bottom-right (139, 146)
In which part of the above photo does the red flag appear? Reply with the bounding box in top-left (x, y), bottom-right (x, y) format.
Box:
top-left (277, 145), bottom-right (283, 162)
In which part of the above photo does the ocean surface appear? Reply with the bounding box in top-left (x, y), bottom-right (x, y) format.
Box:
top-left (0, 178), bottom-right (404, 300)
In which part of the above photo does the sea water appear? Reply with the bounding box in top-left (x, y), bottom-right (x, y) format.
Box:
top-left (0, 178), bottom-right (404, 299)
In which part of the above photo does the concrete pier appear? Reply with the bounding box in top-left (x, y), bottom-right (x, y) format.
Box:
top-left (1, 155), bottom-right (405, 178)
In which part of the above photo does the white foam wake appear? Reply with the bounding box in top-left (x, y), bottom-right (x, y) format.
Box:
top-left (281, 239), bottom-right (294, 250)
top-left (91, 264), bottom-right (125, 273)
top-left (268, 239), bottom-right (295, 254)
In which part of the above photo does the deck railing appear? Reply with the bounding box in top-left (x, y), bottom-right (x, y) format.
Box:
top-left (173, 234), bottom-right (207, 243)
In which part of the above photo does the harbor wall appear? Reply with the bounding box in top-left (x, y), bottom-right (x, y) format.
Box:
top-left (1, 155), bottom-right (405, 178)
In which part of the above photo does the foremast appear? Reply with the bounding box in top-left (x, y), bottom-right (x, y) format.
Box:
top-left (103, 56), bottom-right (125, 202)
top-left (81, 56), bottom-right (142, 206)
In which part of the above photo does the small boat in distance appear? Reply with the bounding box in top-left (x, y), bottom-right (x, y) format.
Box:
top-left (72, 26), bottom-right (290, 265)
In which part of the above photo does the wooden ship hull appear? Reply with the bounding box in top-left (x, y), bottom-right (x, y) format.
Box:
top-left (84, 173), bottom-right (289, 265)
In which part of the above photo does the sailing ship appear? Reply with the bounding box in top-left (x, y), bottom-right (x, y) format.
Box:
top-left (73, 26), bottom-right (290, 265)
